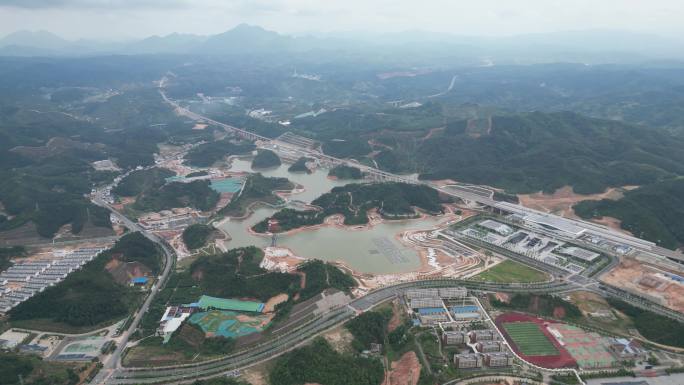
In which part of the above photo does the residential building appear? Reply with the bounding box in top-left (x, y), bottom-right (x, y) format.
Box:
top-left (454, 353), bottom-right (483, 368)
top-left (476, 341), bottom-right (501, 353)
top-left (485, 352), bottom-right (513, 367)
top-left (443, 331), bottom-right (466, 345)
top-left (468, 329), bottom-right (496, 343)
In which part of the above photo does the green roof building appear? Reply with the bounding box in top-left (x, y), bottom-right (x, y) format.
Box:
top-left (196, 295), bottom-right (265, 313)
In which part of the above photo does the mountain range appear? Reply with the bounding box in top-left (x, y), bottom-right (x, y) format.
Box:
top-left (2, 25), bottom-right (684, 64)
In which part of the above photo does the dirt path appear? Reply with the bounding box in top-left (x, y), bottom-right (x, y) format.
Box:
top-left (387, 301), bottom-right (403, 332)
top-left (263, 293), bottom-right (289, 313)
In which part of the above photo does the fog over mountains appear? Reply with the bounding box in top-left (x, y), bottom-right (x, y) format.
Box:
top-left (2, 24), bottom-right (684, 64)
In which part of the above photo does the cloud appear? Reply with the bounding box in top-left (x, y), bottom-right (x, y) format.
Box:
top-left (0, 0), bottom-right (189, 9)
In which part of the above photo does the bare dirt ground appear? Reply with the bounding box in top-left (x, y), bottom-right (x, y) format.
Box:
top-left (601, 258), bottom-right (684, 313)
top-left (569, 291), bottom-right (614, 315)
top-left (383, 351), bottom-right (421, 385)
top-left (517, 185), bottom-right (638, 234)
top-left (517, 185), bottom-right (628, 216)
top-left (387, 300), bottom-right (404, 332)
top-left (323, 325), bottom-right (355, 354)
top-left (263, 293), bottom-right (289, 313)
top-left (589, 216), bottom-right (633, 235)
top-left (241, 361), bottom-right (272, 385)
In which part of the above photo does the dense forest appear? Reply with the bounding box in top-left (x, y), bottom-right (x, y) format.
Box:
top-left (219, 173), bottom-right (293, 217)
top-left (608, 299), bottom-right (684, 348)
top-left (287, 157), bottom-right (312, 173)
top-left (1, 352), bottom-right (80, 385)
top-left (269, 337), bottom-right (384, 385)
top-left (133, 180), bottom-right (219, 212)
top-left (188, 247), bottom-right (300, 302)
top-left (113, 168), bottom-right (219, 212)
top-left (253, 182), bottom-right (445, 232)
top-left (328, 165), bottom-right (363, 180)
top-left (0, 76), bottom-right (216, 241)
top-left (182, 224), bottom-right (215, 250)
top-left (10, 233), bottom-right (158, 329)
top-left (346, 310), bottom-right (391, 350)
top-left (297, 260), bottom-right (356, 300)
top-left (113, 168), bottom-right (175, 197)
top-left (574, 178), bottom-right (684, 249)
top-left (0, 148), bottom-right (114, 238)
top-left (413, 112), bottom-right (684, 194)
top-left (110, 231), bottom-right (163, 274)
top-left (0, 246), bottom-right (27, 272)
top-left (184, 139), bottom-right (255, 167)
top-left (251, 149), bottom-right (281, 169)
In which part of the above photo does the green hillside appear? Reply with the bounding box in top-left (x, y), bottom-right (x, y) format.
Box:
top-left (575, 178), bottom-right (684, 249)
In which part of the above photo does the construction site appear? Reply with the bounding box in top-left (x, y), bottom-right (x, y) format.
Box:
top-left (600, 257), bottom-right (684, 313)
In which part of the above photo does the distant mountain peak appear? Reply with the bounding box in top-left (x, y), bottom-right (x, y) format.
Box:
top-left (0, 30), bottom-right (69, 49)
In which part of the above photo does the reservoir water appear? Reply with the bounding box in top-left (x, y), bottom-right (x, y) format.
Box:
top-left (217, 159), bottom-right (444, 274)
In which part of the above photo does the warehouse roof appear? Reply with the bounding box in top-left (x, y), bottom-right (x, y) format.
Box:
top-left (197, 295), bottom-right (265, 313)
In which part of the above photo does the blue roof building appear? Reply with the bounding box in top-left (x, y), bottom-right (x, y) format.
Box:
top-left (418, 307), bottom-right (446, 315)
top-left (452, 305), bottom-right (479, 313)
top-left (131, 277), bottom-right (149, 285)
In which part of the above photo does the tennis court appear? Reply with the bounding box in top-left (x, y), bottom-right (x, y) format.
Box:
top-left (503, 322), bottom-right (559, 356)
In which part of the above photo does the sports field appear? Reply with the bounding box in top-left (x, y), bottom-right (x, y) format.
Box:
top-left (473, 260), bottom-right (549, 283)
top-left (502, 322), bottom-right (559, 356)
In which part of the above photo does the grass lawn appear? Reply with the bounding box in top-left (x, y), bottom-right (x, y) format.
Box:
top-left (473, 260), bottom-right (549, 283)
top-left (503, 322), bottom-right (559, 356)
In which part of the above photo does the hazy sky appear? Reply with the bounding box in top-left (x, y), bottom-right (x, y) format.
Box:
top-left (0, 0), bottom-right (683, 40)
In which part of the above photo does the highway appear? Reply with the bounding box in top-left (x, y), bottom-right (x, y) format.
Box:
top-left (81, 79), bottom-right (683, 384)
top-left (107, 279), bottom-right (573, 384)
top-left (158, 79), bottom-right (684, 271)
top-left (90, 196), bottom-right (177, 385)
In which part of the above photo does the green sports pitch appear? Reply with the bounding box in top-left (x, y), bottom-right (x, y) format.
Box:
top-left (502, 322), bottom-right (559, 356)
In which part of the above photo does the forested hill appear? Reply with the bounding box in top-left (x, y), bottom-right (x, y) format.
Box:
top-left (574, 178), bottom-right (684, 250)
top-left (253, 182), bottom-right (446, 233)
top-left (411, 111), bottom-right (684, 194)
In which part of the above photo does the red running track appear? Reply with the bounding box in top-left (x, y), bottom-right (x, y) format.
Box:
top-left (495, 312), bottom-right (577, 369)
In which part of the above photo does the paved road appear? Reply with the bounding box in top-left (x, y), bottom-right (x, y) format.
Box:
top-left (107, 279), bottom-right (573, 384)
top-left (90, 80), bottom-right (683, 384)
top-left (90, 198), bottom-right (176, 385)
top-left (158, 80), bottom-right (684, 270)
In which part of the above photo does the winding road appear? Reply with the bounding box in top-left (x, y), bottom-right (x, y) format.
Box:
top-left (81, 77), bottom-right (683, 383)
